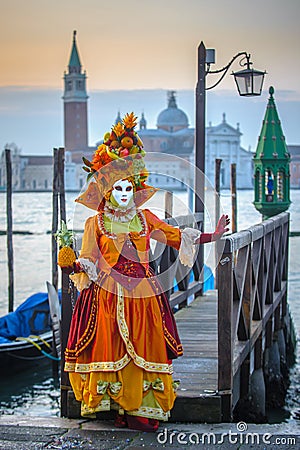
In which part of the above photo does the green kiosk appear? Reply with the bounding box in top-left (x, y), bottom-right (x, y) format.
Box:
top-left (253, 86), bottom-right (291, 219)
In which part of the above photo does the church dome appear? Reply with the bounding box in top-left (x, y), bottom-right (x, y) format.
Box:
top-left (157, 91), bottom-right (189, 131)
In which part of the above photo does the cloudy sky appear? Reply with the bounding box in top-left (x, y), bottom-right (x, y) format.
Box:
top-left (0, 0), bottom-right (299, 154)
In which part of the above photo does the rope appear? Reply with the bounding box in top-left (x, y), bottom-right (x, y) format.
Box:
top-left (40, 349), bottom-right (61, 361)
top-left (29, 334), bottom-right (52, 349)
top-left (15, 336), bottom-right (61, 361)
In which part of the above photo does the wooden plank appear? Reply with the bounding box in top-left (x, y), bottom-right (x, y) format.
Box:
top-left (221, 231), bottom-right (251, 253)
top-left (173, 292), bottom-right (219, 419)
top-left (166, 213), bottom-right (203, 228)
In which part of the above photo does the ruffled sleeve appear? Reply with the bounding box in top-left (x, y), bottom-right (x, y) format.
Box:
top-left (70, 216), bottom-right (100, 291)
top-left (69, 272), bottom-right (91, 291)
top-left (178, 228), bottom-right (202, 267)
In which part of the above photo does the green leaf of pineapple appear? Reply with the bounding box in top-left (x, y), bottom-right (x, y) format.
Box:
top-left (54, 220), bottom-right (75, 247)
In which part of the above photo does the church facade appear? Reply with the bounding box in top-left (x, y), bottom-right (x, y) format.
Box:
top-left (136, 91), bottom-right (254, 189)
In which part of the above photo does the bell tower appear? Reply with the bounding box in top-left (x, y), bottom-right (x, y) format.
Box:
top-left (63, 30), bottom-right (88, 152)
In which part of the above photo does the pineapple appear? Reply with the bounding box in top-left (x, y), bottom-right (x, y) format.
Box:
top-left (112, 121), bottom-right (125, 137)
top-left (122, 112), bottom-right (138, 130)
top-left (55, 220), bottom-right (76, 268)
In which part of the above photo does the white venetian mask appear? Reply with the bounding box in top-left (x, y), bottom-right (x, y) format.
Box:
top-left (111, 179), bottom-right (134, 208)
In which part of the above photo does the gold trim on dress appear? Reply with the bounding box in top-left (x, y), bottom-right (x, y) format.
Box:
top-left (81, 398), bottom-right (111, 417)
top-left (66, 353), bottom-right (131, 373)
top-left (116, 283), bottom-right (173, 374)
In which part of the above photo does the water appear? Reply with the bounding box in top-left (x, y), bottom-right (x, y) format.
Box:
top-left (0, 189), bottom-right (299, 422)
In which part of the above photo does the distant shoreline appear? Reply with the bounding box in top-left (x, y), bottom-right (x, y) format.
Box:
top-left (0, 188), bottom-right (300, 194)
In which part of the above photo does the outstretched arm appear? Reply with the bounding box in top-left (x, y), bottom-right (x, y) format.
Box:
top-left (196, 214), bottom-right (230, 244)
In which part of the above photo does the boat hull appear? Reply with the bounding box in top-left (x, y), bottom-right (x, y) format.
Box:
top-left (0, 331), bottom-right (54, 372)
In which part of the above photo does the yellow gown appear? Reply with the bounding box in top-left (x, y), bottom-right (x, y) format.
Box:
top-left (64, 208), bottom-right (189, 420)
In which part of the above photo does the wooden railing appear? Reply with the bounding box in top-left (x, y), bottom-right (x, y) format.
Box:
top-left (151, 212), bottom-right (204, 309)
top-left (216, 211), bottom-right (290, 421)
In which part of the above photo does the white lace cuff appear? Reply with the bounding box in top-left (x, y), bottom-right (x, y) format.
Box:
top-left (179, 228), bottom-right (202, 267)
top-left (69, 272), bottom-right (91, 291)
top-left (78, 258), bottom-right (98, 282)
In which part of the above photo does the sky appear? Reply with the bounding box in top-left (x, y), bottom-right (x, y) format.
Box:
top-left (0, 0), bottom-right (299, 154)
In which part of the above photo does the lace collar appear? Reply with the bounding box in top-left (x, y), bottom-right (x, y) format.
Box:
top-left (103, 200), bottom-right (137, 223)
top-left (98, 209), bottom-right (147, 239)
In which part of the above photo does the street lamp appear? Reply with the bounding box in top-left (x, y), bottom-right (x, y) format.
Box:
top-left (195, 41), bottom-right (266, 214)
top-left (232, 55), bottom-right (266, 97)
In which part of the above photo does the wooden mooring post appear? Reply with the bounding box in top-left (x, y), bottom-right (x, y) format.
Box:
top-left (215, 159), bottom-right (222, 228)
top-left (214, 159), bottom-right (222, 289)
top-left (52, 148), bottom-right (59, 291)
top-left (58, 147), bottom-right (66, 224)
top-left (51, 146), bottom-right (66, 289)
top-left (230, 163), bottom-right (237, 234)
top-left (5, 149), bottom-right (14, 313)
top-left (51, 147), bottom-right (72, 388)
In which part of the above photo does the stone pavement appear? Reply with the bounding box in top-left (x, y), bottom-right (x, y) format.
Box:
top-left (0, 415), bottom-right (299, 449)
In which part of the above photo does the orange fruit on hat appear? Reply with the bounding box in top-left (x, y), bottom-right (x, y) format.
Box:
top-left (121, 136), bottom-right (134, 148)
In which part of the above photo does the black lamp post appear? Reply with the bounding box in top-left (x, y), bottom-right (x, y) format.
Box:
top-left (195, 41), bottom-right (266, 214)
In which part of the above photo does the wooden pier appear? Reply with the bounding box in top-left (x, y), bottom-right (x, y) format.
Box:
top-left (171, 291), bottom-right (221, 423)
top-left (61, 210), bottom-right (295, 423)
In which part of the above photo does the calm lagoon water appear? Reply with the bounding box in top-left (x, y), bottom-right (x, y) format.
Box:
top-left (0, 189), bottom-right (299, 423)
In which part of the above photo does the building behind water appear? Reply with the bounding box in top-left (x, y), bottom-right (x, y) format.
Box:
top-left (1, 31), bottom-right (299, 192)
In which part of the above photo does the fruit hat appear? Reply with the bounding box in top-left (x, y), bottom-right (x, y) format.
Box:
top-left (75, 112), bottom-right (157, 211)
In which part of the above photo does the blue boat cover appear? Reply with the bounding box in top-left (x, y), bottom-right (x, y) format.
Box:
top-left (0, 291), bottom-right (61, 344)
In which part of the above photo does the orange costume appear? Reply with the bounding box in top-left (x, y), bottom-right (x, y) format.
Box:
top-left (60, 113), bottom-right (229, 431)
top-left (64, 206), bottom-right (197, 422)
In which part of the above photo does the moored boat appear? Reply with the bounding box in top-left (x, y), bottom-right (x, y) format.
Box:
top-left (0, 290), bottom-right (61, 372)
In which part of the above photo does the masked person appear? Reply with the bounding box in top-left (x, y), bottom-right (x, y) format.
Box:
top-left (58, 113), bottom-right (229, 432)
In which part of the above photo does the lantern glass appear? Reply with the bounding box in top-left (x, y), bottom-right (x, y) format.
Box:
top-left (233, 68), bottom-right (265, 96)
